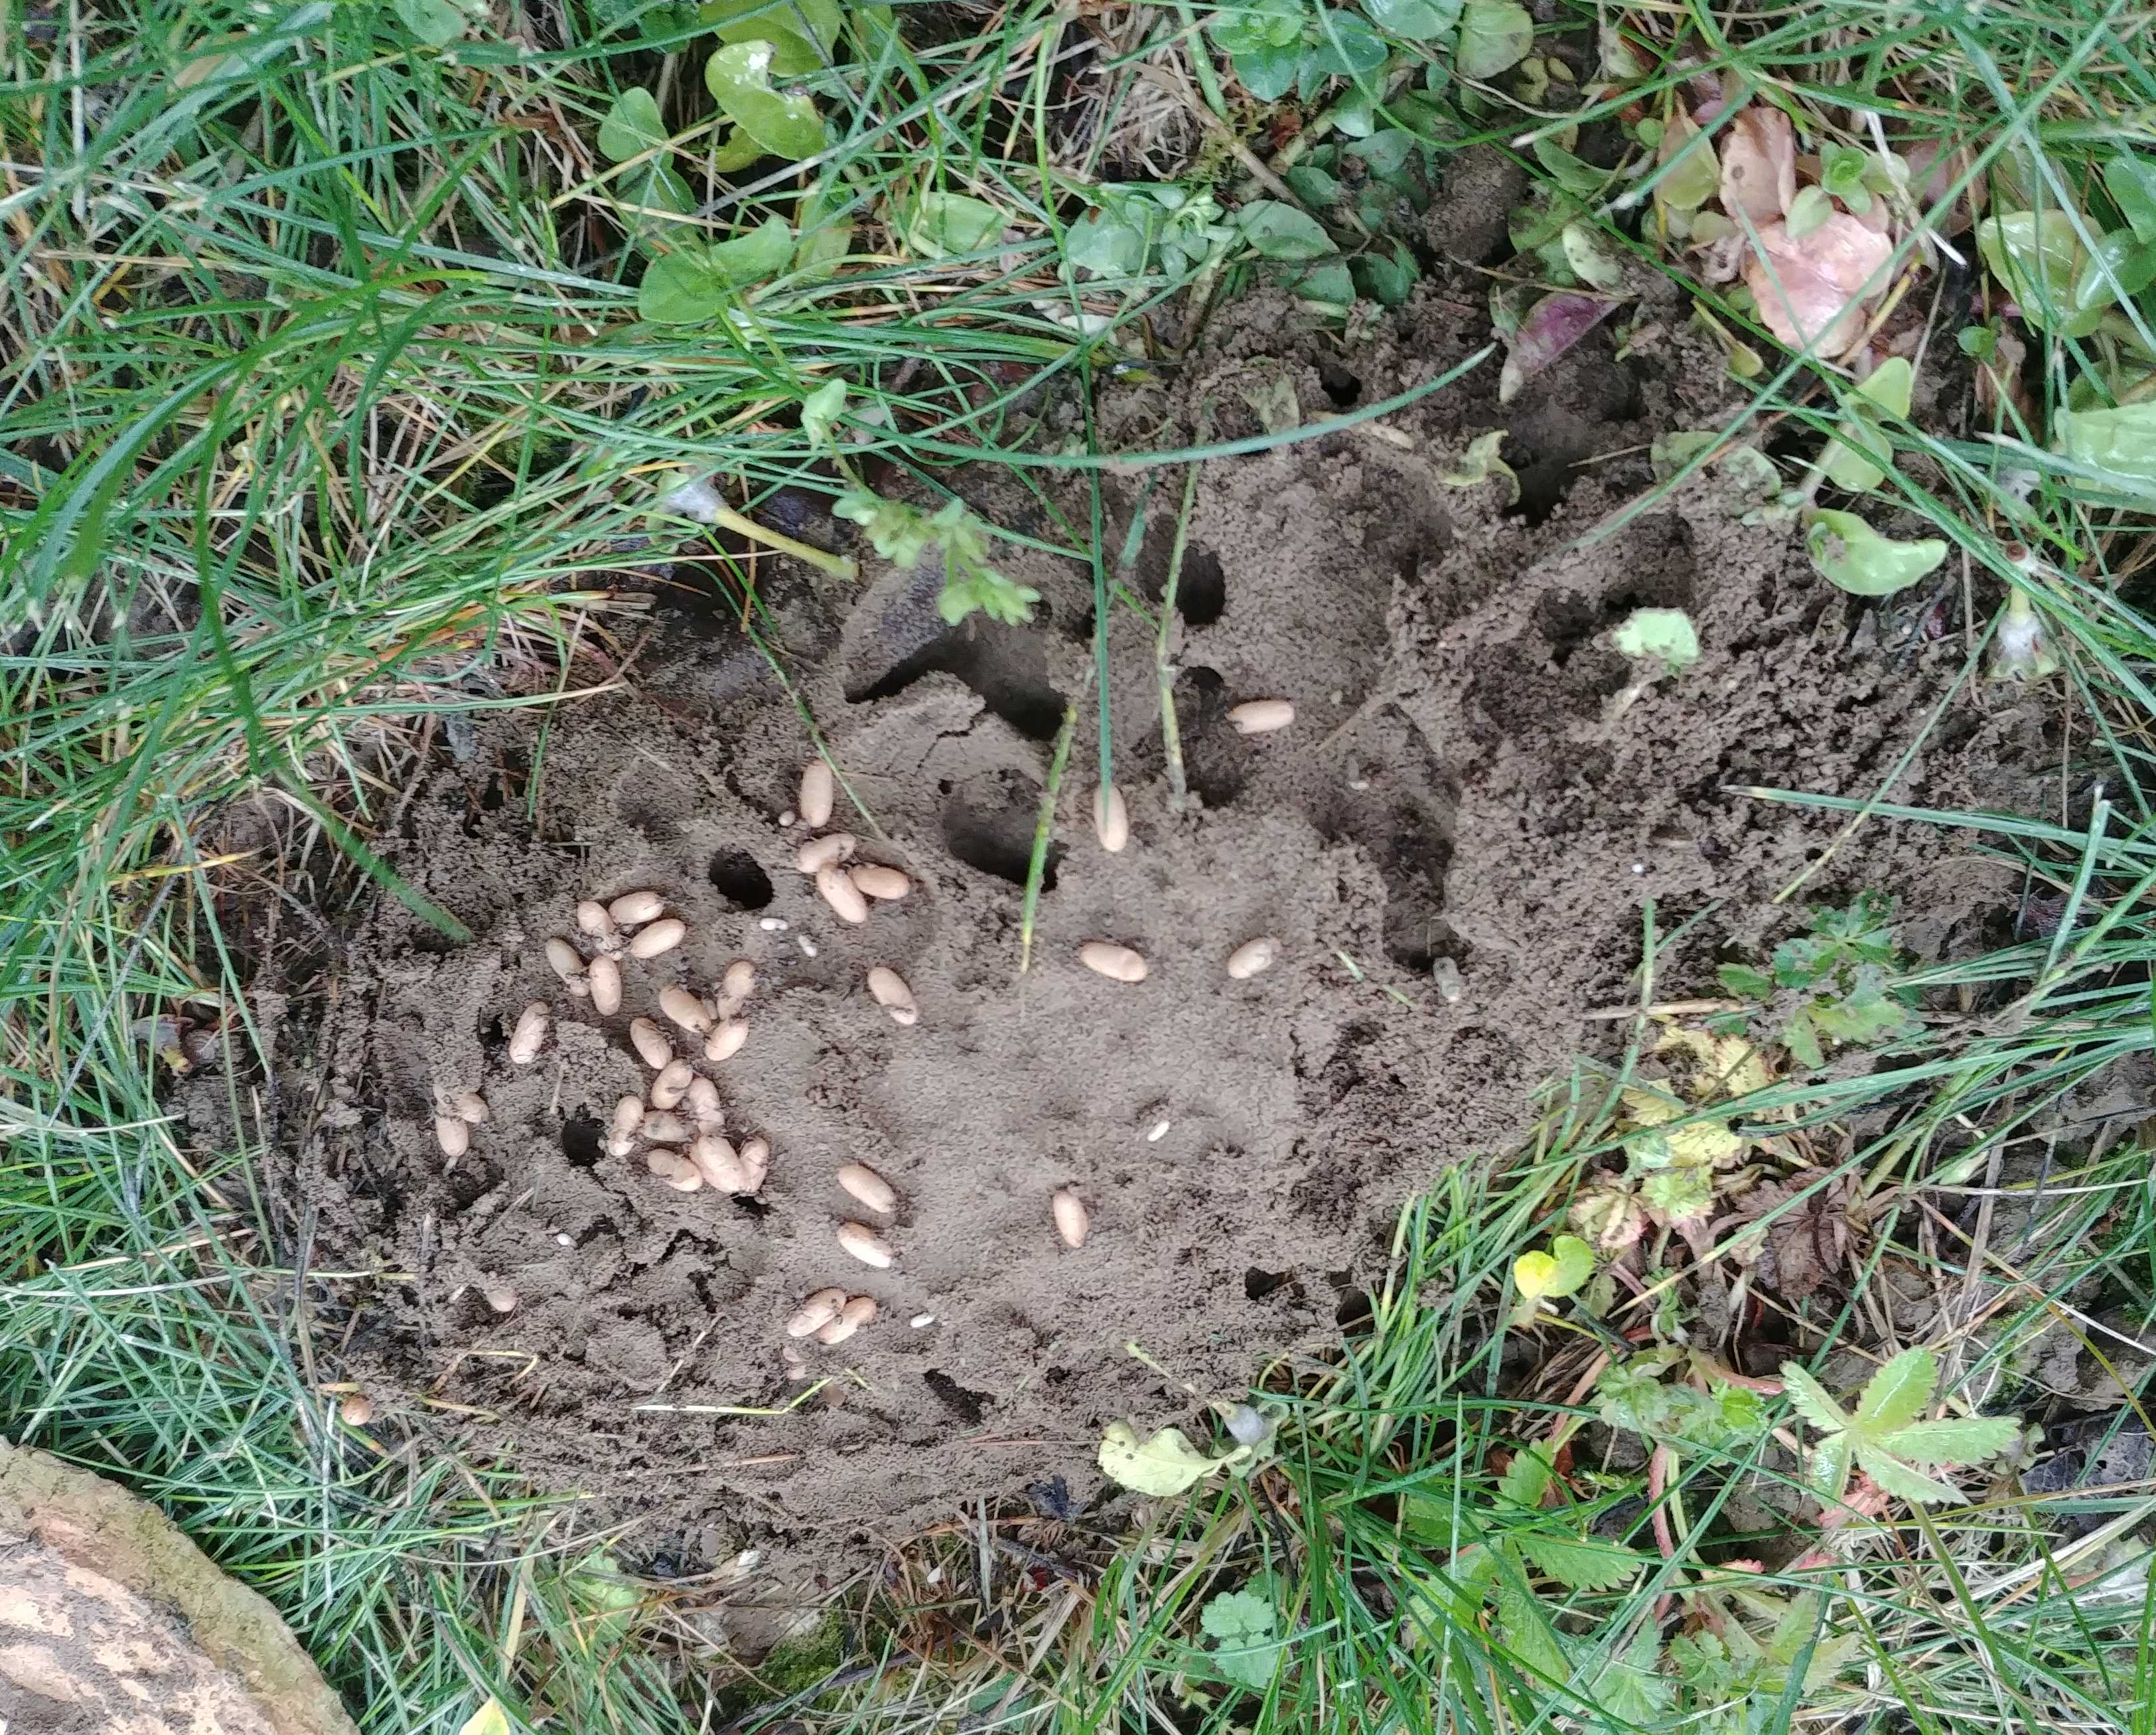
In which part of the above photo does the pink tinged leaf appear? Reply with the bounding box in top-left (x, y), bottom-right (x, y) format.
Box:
top-left (1743, 214), bottom-right (1895, 356)
top-left (1719, 105), bottom-right (1796, 226)
top-left (1498, 293), bottom-right (1619, 404)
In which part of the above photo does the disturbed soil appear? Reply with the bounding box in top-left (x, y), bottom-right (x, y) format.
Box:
top-left (255, 246), bottom-right (2052, 1604)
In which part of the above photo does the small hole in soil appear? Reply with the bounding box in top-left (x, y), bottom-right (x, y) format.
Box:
top-left (944, 787), bottom-right (1060, 889)
top-left (707, 848), bottom-right (774, 909)
top-left (1174, 546), bottom-right (1227, 627)
top-left (1245, 1266), bottom-right (1291, 1301)
top-left (1173, 664), bottom-right (1246, 808)
top-left (844, 613), bottom-right (1067, 741)
top-left (1334, 1286), bottom-right (1374, 1328)
top-left (1319, 360), bottom-right (1362, 407)
top-left (561, 1113), bottom-right (603, 1168)
top-left (733, 1193), bottom-right (772, 1221)
top-left (482, 1013), bottom-right (506, 1046)
top-left (443, 1160), bottom-right (500, 1211)
top-left (922, 1369), bottom-right (990, 1424)
top-left (480, 775), bottom-right (504, 812)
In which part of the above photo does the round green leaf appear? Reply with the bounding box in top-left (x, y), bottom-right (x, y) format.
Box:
top-left (1806, 510), bottom-right (1946, 597)
top-left (709, 214), bottom-right (794, 284)
top-left (705, 40), bottom-right (825, 162)
top-left (1976, 210), bottom-right (2102, 336)
top-left (903, 190), bottom-right (1005, 259)
top-left (1233, 42), bottom-right (1302, 102)
top-left (1612, 607), bottom-right (1699, 671)
top-left (1513, 1250), bottom-right (1558, 1300)
top-left (1364, 0), bottom-right (1458, 38)
top-left (1238, 198), bottom-right (1337, 261)
top-left (598, 87), bottom-right (668, 163)
top-left (638, 252), bottom-right (725, 325)
top-left (700, 0), bottom-right (844, 74)
top-left (2055, 402), bottom-right (2156, 496)
top-left (1456, 0), bottom-right (1534, 80)
top-left (2072, 230), bottom-right (2156, 313)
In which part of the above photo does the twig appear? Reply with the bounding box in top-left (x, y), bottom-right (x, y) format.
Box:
top-left (1020, 706), bottom-right (1077, 973)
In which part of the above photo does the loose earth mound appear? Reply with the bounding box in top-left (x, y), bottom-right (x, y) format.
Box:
top-left (277, 281), bottom-right (2039, 1578)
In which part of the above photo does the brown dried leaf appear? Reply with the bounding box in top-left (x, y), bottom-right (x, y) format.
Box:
top-left (1718, 106), bottom-right (1796, 226)
top-left (1743, 214), bottom-right (1895, 356)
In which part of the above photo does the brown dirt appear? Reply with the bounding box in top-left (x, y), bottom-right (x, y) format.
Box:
top-left (269, 265), bottom-right (2047, 1591)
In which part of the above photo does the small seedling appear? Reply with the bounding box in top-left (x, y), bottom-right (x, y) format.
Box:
top-left (1198, 1584), bottom-right (1283, 1692)
top-left (1716, 892), bottom-right (1918, 1069)
top-left (1511, 1233), bottom-right (1593, 1322)
top-left (1780, 1347), bottom-right (2020, 1506)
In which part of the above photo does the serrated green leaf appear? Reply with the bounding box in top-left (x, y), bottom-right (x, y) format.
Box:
top-left (1853, 1444), bottom-right (1967, 1505)
top-left (1851, 1347), bottom-right (1936, 1436)
top-left (1612, 606), bottom-right (1699, 671)
top-left (1495, 1441), bottom-right (1553, 1509)
top-left (1586, 1626), bottom-right (1675, 1725)
top-left (1782, 1010), bottom-right (1826, 1070)
top-left (1717, 962), bottom-right (1774, 998)
top-left (1239, 199), bottom-right (1337, 261)
top-left (1806, 510), bottom-right (1946, 597)
top-left (1516, 1531), bottom-right (1647, 1591)
top-left (705, 41), bottom-right (824, 161)
top-left (1778, 1361), bottom-right (1849, 1434)
top-left (1875, 1413), bottom-right (2020, 1466)
top-left (1809, 979), bottom-right (1913, 1047)
top-left (599, 87), bottom-right (670, 162)
top-left (1809, 1430), bottom-right (1853, 1503)
top-left (1495, 1572), bottom-right (1568, 1683)
top-left (1456, 0), bottom-right (1534, 80)
top-left (1200, 1587), bottom-right (1279, 1691)
top-left (1638, 1165), bottom-right (1714, 1223)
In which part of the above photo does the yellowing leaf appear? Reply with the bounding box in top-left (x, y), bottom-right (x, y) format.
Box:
top-left (458, 1699), bottom-right (512, 1735)
top-left (1621, 1084), bottom-right (1682, 1127)
top-left (1656, 112), bottom-right (1721, 218)
top-left (1439, 429), bottom-right (1520, 502)
top-left (1513, 1250), bottom-right (1559, 1299)
top-left (1098, 1421), bottom-right (1242, 1496)
top-left (1666, 1116), bottom-right (1743, 1168)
